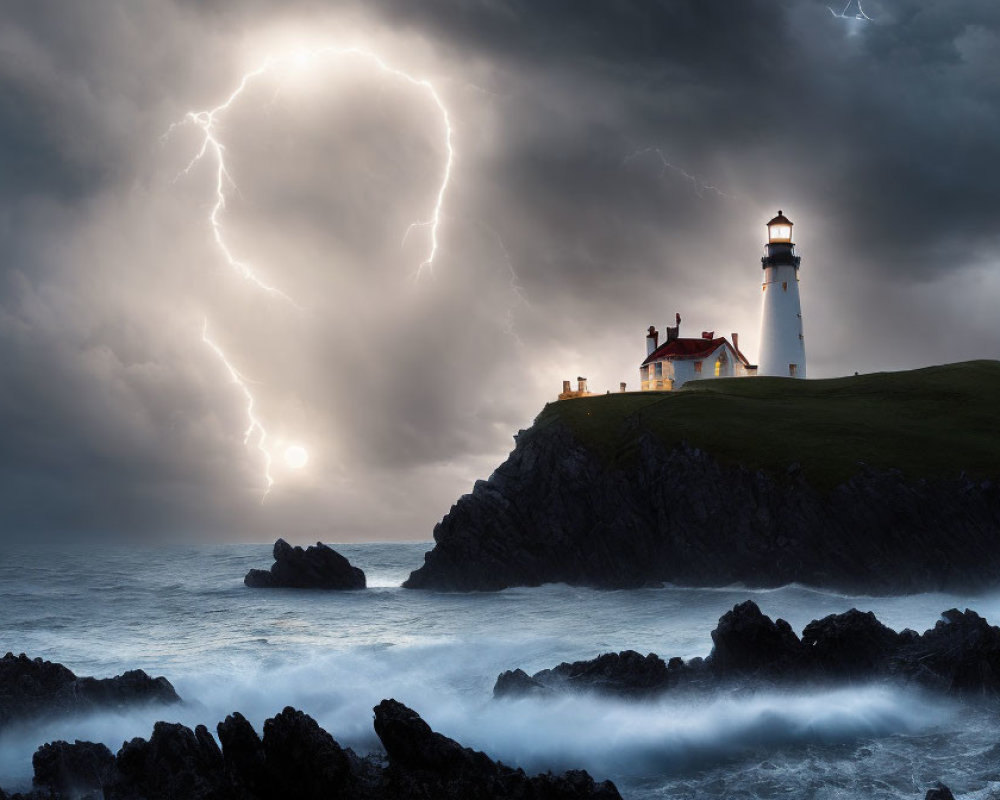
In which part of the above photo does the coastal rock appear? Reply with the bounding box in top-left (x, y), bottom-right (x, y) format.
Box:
top-left (261, 707), bottom-right (355, 799)
top-left (245, 539), bottom-right (366, 590)
top-left (114, 721), bottom-right (227, 800)
top-left (32, 740), bottom-right (116, 796)
top-left (493, 668), bottom-right (551, 699)
top-left (531, 651), bottom-right (672, 696)
top-left (403, 414), bottom-right (1000, 593)
top-left (708, 601), bottom-right (804, 678)
top-left (374, 698), bottom-right (621, 799)
top-left (27, 702), bottom-right (619, 800)
top-left (925, 785), bottom-right (956, 800)
top-left (494, 601), bottom-right (1000, 699)
top-left (893, 609), bottom-right (1000, 693)
top-left (217, 712), bottom-right (266, 797)
top-left (802, 609), bottom-right (904, 678)
top-left (0, 653), bottom-right (180, 727)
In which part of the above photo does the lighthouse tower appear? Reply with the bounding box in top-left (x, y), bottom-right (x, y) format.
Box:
top-left (757, 210), bottom-right (806, 378)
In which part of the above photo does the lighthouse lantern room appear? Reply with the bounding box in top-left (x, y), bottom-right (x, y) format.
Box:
top-left (757, 210), bottom-right (807, 378)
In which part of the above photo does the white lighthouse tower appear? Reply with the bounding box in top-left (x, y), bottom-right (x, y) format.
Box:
top-left (757, 210), bottom-right (806, 378)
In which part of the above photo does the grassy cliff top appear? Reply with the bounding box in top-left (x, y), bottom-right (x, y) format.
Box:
top-left (534, 360), bottom-right (1000, 489)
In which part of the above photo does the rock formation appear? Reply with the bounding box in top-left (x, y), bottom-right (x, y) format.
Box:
top-left (245, 539), bottom-right (366, 590)
top-left (0, 653), bottom-right (180, 728)
top-left (494, 600), bottom-right (1000, 698)
top-left (6, 701), bottom-right (620, 800)
top-left (404, 422), bottom-right (1000, 592)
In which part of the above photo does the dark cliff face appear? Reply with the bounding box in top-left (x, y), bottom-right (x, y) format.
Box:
top-left (403, 420), bottom-right (1000, 593)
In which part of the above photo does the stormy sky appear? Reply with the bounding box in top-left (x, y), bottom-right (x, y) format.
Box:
top-left (1, 0), bottom-right (998, 542)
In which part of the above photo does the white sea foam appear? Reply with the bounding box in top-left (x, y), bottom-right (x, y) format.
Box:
top-left (2, 542), bottom-right (1000, 798)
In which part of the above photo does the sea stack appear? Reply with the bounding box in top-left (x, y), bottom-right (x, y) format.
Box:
top-left (244, 539), bottom-right (366, 590)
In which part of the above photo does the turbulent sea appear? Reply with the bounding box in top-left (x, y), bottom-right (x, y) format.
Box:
top-left (4, 542), bottom-right (1000, 799)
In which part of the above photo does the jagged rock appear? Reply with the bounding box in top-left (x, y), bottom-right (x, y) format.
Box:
top-left (23, 702), bottom-right (619, 800)
top-left (245, 539), bottom-right (366, 590)
top-left (493, 668), bottom-right (551, 699)
top-left (925, 784), bottom-right (956, 800)
top-left (0, 653), bottom-right (180, 728)
top-left (708, 600), bottom-right (804, 678)
top-left (261, 707), bottom-right (355, 799)
top-left (531, 651), bottom-right (671, 696)
top-left (32, 740), bottom-right (116, 796)
top-left (217, 712), bottom-right (266, 798)
top-left (494, 601), bottom-right (1000, 700)
top-left (373, 698), bottom-right (621, 799)
top-left (894, 609), bottom-right (1000, 693)
top-left (801, 609), bottom-right (903, 678)
top-left (403, 416), bottom-right (1000, 593)
top-left (113, 721), bottom-right (227, 800)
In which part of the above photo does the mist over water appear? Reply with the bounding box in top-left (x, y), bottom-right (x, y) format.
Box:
top-left (2, 543), bottom-right (1000, 798)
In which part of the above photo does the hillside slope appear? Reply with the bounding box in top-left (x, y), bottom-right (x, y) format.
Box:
top-left (404, 362), bottom-right (1000, 593)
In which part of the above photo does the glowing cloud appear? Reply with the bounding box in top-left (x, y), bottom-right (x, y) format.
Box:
top-left (170, 45), bottom-right (456, 498)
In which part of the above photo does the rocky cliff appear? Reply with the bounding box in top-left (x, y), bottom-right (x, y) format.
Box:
top-left (404, 362), bottom-right (1000, 593)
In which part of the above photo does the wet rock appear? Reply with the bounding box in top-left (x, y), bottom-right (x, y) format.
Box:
top-left (0, 653), bottom-right (180, 728)
top-left (895, 609), bottom-right (1000, 694)
top-left (261, 706), bottom-right (355, 799)
top-left (708, 601), bottom-right (804, 678)
top-left (493, 668), bottom-right (551, 699)
top-left (495, 601), bottom-right (1000, 700)
top-left (217, 712), bottom-right (266, 798)
top-left (373, 698), bottom-right (621, 799)
top-left (245, 539), bottom-right (366, 590)
top-left (925, 784), bottom-right (956, 800)
top-left (22, 702), bottom-right (619, 800)
top-left (532, 651), bottom-right (671, 696)
top-left (32, 740), bottom-right (116, 796)
top-left (113, 721), bottom-right (227, 800)
top-left (403, 416), bottom-right (1000, 593)
top-left (802, 609), bottom-right (902, 678)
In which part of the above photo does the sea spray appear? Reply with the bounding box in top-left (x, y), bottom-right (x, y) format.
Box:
top-left (4, 542), bottom-right (1000, 798)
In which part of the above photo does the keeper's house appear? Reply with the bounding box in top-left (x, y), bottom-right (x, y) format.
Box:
top-left (641, 318), bottom-right (756, 391)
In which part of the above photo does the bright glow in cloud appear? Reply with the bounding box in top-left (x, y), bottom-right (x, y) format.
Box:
top-left (168, 45), bottom-right (456, 498)
top-left (283, 445), bottom-right (309, 470)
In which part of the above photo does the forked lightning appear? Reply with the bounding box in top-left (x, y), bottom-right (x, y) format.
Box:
top-left (170, 46), bottom-right (455, 498)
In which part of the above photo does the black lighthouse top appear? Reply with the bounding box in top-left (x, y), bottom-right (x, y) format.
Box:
top-left (762, 210), bottom-right (801, 269)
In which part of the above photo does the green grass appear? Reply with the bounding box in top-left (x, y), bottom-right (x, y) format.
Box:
top-left (534, 360), bottom-right (1000, 489)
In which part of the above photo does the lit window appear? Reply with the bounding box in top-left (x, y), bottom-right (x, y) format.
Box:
top-left (782, 282), bottom-right (788, 291)
top-left (714, 360), bottom-right (721, 377)
top-left (694, 361), bottom-right (702, 374)
top-left (789, 364), bottom-right (798, 377)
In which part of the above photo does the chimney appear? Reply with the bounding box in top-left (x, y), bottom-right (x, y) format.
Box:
top-left (562, 380), bottom-right (571, 394)
top-left (731, 333), bottom-right (739, 353)
top-left (620, 382), bottom-right (627, 393)
top-left (646, 326), bottom-right (659, 355)
top-left (577, 376), bottom-right (588, 393)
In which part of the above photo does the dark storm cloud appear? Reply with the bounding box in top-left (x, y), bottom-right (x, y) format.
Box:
top-left (0, 0), bottom-right (997, 541)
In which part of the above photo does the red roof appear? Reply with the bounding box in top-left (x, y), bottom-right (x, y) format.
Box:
top-left (642, 337), bottom-right (752, 368)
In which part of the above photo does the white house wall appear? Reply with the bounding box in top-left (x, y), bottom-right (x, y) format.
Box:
top-left (642, 343), bottom-right (740, 390)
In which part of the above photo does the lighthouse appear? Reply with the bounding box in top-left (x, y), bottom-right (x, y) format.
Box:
top-left (757, 211), bottom-right (806, 378)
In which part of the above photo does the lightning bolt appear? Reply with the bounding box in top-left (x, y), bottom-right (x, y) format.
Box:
top-left (201, 320), bottom-right (274, 500)
top-left (829, 0), bottom-right (873, 21)
top-left (168, 46), bottom-right (456, 497)
top-left (623, 148), bottom-right (733, 200)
